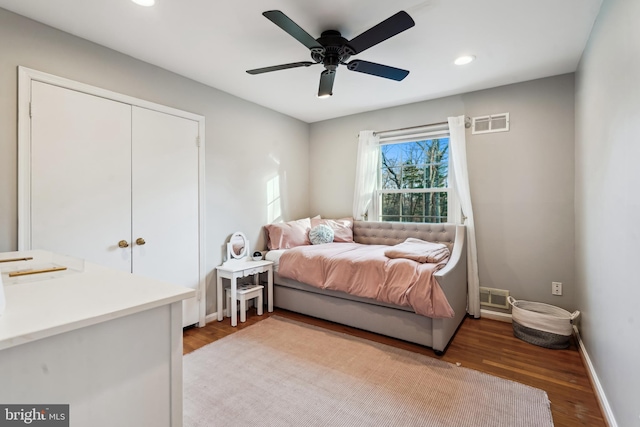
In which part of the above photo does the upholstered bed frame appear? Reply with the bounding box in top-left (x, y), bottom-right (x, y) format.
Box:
top-left (273, 221), bottom-right (468, 354)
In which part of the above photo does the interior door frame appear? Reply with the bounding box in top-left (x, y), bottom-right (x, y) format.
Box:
top-left (17, 66), bottom-right (207, 327)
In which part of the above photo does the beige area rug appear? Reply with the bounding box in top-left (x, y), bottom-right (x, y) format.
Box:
top-left (183, 317), bottom-right (553, 427)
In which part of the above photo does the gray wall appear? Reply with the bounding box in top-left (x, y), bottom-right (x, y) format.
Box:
top-left (310, 74), bottom-right (576, 309)
top-left (575, 0), bottom-right (640, 425)
top-left (0, 8), bottom-right (310, 315)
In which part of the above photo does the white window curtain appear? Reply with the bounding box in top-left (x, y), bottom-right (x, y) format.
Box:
top-left (448, 116), bottom-right (481, 318)
top-left (352, 131), bottom-right (380, 220)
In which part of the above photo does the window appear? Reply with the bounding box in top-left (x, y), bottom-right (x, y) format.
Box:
top-left (374, 135), bottom-right (453, 223)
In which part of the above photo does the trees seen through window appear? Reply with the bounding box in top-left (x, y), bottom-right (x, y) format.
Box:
top-left (378, 138), bottom-right (449, 223)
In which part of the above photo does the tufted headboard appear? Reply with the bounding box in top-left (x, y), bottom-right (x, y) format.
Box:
top-left (353, 221), bottom-right (457, 251)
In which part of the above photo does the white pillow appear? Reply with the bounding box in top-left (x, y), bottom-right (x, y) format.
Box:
top-left (309, 224), bottom-right (334, 245)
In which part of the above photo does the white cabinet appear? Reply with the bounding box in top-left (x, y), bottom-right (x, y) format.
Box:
top-left (0, 250), bottom-right (194, 427)
top-left (18, 68), bottom-right (205, 327)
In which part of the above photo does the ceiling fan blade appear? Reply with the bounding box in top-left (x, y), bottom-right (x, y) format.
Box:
top-left (345, 11), bottom-right (415, 55)
top-left (263, 10), bottom-right (324, 52)
top-left (246, 61), bottom-right (316, 75)
top-left (347, 60), bottom-right (409, 81)
top-left (318, 70), bottom-right (336, 97)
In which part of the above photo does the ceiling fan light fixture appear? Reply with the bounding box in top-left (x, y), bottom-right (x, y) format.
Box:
top-left (454, 55), bottom-right (476, 66)
top-left (131, 0), bottom-right (155, 6)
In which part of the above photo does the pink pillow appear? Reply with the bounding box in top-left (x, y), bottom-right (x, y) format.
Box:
top-left (264, 218), bottom-right (311, 250)
top-left (311, 217), bottom-right (354, 243)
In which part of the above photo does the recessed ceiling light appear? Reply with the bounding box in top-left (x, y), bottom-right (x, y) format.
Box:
top-left (454, 55), bottom-right (476, 66)
top-left (132, 0), bottom-right (155, 6)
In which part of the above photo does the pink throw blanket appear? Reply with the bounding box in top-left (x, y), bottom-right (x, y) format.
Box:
top-left (384, 238), bottom-right (450, 264)
top-left (278, 243), bottom-right (454, 318)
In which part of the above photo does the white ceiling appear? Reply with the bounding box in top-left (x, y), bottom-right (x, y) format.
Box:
top-left (0, 0), bottom-right (602, 123)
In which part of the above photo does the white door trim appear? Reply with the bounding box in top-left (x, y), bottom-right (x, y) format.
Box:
top-left (17, 66), bottom-right (207, 327)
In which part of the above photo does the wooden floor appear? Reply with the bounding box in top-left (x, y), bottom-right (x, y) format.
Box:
top-left (184, 308), bottom-right (606, 427)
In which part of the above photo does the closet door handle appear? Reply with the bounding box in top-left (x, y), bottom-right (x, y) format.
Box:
top-left (136, 238), bottom-right (146, 246)
top-left (118, 240), bottom-right (129, 248)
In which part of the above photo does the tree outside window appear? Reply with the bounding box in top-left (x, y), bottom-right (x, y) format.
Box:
top-left (378, 138), bottom-right (450, 223)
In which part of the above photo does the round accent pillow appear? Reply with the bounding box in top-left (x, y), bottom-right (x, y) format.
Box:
top-left (309, 224), bottom-right (334, 245)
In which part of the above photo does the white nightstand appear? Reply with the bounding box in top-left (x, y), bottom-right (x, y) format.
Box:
top-left (215, 260), bottom-right (273, 327)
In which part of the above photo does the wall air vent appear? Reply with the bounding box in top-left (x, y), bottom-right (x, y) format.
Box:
top-left (472, 113), bottom-right (510, 134)
top-left (479, 287), bottom-right (510, 309)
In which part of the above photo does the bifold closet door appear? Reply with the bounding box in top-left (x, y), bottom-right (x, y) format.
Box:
top-left (30, 81), bottom-right (133, 272)
top-left (131, 107), bottom-right (200, 327)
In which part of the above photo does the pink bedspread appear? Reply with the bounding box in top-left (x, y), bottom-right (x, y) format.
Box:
top-left (277, 243), bottom-right (454, 318)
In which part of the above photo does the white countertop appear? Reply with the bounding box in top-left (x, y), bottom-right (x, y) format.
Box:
top-left (0, 250), bottom-right (195, 350)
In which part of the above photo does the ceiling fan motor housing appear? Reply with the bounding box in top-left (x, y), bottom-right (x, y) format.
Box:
top-left (312, 30), bottom-right (351, 71)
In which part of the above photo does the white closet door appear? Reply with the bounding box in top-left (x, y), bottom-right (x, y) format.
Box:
top-left (30, 81), bottom-right (132, 272)
top-left (131, 107), bottom-right (200, 327)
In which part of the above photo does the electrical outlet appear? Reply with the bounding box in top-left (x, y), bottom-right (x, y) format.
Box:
top-left (552, 282), bottom-right (563, 296)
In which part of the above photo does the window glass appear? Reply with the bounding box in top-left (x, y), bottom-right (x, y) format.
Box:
top-left (378, 137), bottom-right (450, 223)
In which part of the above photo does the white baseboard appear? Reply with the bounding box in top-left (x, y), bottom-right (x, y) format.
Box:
top-left (573, 325), bottom-right (618, 427)
top-left (204, 312), bottom-right (218, 324)
top-left (480, 308), bottom-right (512, 323)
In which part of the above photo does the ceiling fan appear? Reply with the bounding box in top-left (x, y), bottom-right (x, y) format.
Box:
top-left (246, 10), bottom-right (415, 98)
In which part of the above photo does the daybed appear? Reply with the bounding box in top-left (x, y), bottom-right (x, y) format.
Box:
top-left (265, 220), bottom-right (468, 354)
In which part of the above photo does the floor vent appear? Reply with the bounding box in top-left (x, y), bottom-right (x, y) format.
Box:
top-left (472, 113), bottom-right (510, 134)
top-left (480, 287), bottom-right (510, 309)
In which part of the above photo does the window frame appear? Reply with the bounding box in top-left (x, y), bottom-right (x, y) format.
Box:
top-left (370, 128), bottom-right (457, 223)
